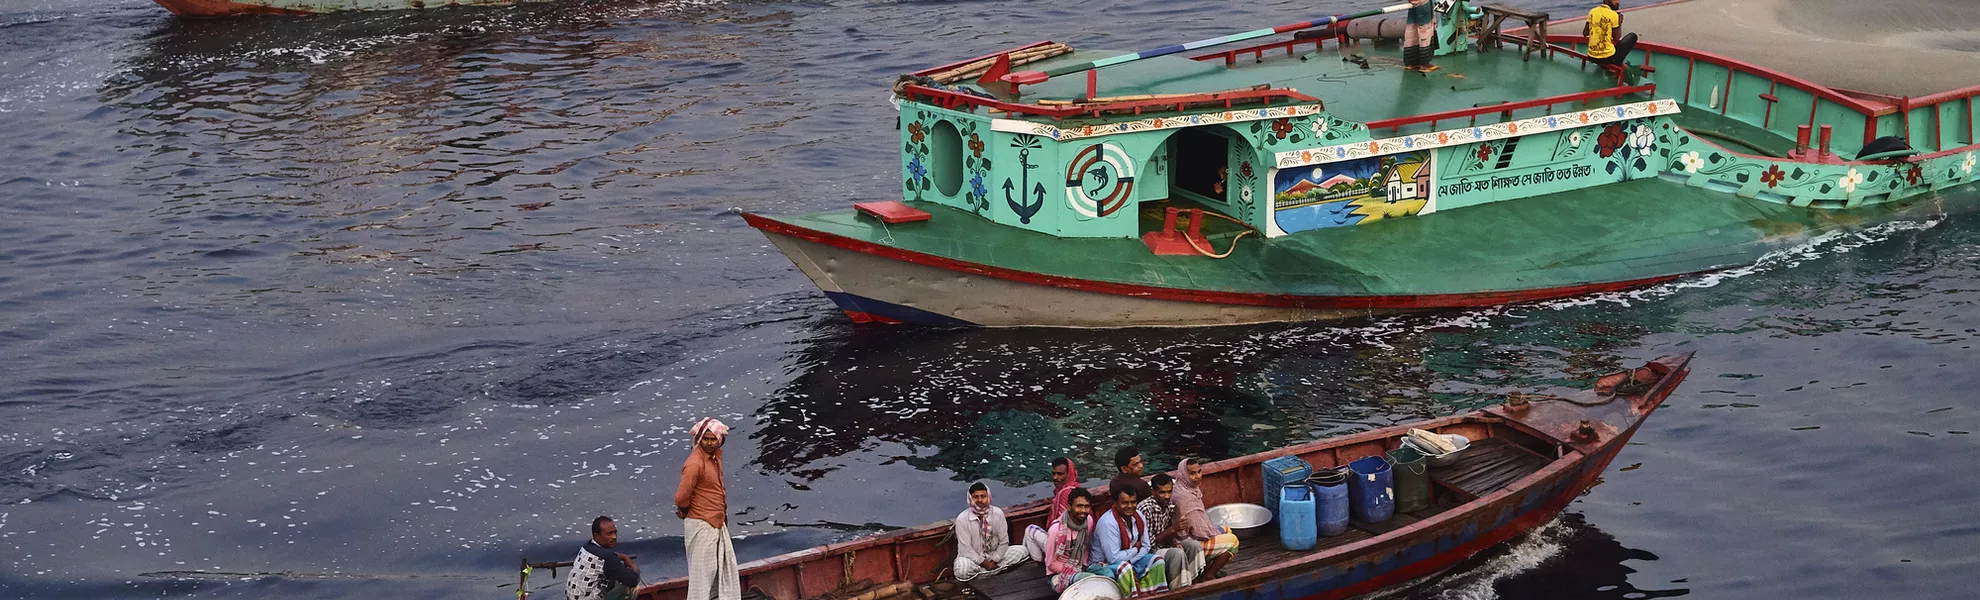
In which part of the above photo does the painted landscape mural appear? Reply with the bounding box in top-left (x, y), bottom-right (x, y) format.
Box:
top-left (1272, 151), bottom-right (1433, 234)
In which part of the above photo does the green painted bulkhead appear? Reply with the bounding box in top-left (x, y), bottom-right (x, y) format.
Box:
top-left (899, 102), bottom-right (1283, 239)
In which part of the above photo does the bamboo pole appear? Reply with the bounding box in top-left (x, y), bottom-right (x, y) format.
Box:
top-left (928, 43), bottom-right (1073, 84)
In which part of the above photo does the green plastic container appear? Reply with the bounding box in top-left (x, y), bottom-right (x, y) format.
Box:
top-left (1386, 445), bottom-right (1430, 513)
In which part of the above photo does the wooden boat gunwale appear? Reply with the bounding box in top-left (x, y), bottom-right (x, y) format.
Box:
top-left (634, 355), bottom-right (1692, 600)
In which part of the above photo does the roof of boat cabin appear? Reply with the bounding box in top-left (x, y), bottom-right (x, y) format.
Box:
top-left (1609, 0), bottom-right (1980, 97)
top-left (969, 45), bottom-right (1635, 128)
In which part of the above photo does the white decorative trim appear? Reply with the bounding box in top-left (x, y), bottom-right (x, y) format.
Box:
top-left (1274, 99), bottom-right (1682, 168)
top-left (990, 104), bottom-right (1330, 141)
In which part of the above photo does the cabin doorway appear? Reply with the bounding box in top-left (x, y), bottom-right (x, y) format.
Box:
top-left (1171, 127), bottom-right (1230, 203)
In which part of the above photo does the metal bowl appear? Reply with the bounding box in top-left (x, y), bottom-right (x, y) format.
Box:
top-left (1406, 434), bottom-right (1472, 468)
top-left (1206, 503), bottom-right (1273, 539)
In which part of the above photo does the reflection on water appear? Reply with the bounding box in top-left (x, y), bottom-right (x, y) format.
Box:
top-left (3, 0), bottom-right (1979, 598)
top-left (753, 305), bottom-right (1670, 487)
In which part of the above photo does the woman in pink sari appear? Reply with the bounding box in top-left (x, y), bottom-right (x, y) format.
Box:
top-left (1168, 458), bottom-right (1238, 581)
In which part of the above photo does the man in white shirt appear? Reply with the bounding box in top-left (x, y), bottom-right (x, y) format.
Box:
top-left (953, 482), bottom-right (1030, 581)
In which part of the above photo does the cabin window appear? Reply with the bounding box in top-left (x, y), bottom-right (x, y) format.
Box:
top-left (930, 120), bottom-right (964, 197)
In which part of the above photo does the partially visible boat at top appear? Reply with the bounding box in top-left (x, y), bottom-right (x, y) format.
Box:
top-left (743, 0), bottom-right (1980, 327)
top-left (151, 0), bottom-right (551, 17)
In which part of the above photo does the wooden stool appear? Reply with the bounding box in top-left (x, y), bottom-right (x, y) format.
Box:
top-left (1480, 4), bottom-right (1549, 61)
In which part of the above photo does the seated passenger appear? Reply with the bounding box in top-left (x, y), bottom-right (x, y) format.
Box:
top-left (1025, 457), bottom-right (1079, 562)
top-left (1088, 486), bottom-right (1169, 595)
top-left (1044, 487), bottom-right (1098, 593)
top-left (1169, 459), bottom-right (1238, 580)
top-left (568, 516), bottom-right (641, 600)
top-left (954, 482), bottom-right (1031, 581)
top-left (1137, 474), bottom-right (1194, 588)
top-left (1108, 446), bottom-right (1152, 504)
top-left (1586, 0), bottom-right (1638, 67)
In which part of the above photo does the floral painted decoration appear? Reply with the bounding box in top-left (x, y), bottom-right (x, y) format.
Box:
top-left (1677, 151), bottom-right (1705, 173)
top-left (1838, 168), bottom-right (1866, 194)
top-left (968, 134), bottom-right (984, 158)
top-left (1596, 123), bottom-right (1626, 158)
top-left (908, 121), bottom-right (925, 143)
top-left (1760, 164), bottom-right (1785, 188)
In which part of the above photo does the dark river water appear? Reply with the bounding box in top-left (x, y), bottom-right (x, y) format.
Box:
top-left (2, 0), bottom-right (1977, 598)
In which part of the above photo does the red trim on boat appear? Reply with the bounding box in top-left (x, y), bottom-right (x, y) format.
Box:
top-left (743, 213), bottom-right (1697, 311)
top-left (151, 0), bottom-right (313, 15)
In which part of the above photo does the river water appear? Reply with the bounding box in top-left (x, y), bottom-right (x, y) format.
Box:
top-left (1, 0), bottom-right (1976, 598)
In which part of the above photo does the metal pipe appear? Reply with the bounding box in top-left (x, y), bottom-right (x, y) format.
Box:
top-left (1031, 3), bottom-right (1413, 79)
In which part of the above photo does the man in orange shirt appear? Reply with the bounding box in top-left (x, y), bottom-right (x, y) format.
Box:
top-left (677, 418), bottom-right (741, 600)
top-left (1585, 0), bottom-right (1638, 67)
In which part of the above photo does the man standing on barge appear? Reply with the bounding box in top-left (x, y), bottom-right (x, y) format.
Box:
top-left (1403, 0), bottom-right (1440, 73)
top-left (677, 417), bottom-right (741, 600)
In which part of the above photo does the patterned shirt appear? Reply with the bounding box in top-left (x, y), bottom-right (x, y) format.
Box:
top-left (1136, 497), bottom-right (1174, 545)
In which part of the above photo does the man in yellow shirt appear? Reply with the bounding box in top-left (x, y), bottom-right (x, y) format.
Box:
top-left (1585, 0), bottom-right (1637, 67)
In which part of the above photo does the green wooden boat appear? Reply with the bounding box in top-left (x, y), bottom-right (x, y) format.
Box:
top-left (744, 0), bottom-right (1980, 327)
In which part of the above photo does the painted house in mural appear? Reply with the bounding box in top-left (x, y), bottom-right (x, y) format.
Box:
top-left (742, 0), bottom-right (1980, 327)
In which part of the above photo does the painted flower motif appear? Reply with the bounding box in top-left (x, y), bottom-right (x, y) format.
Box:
top-left (1838, 168), bottom-right (1866, 193)
top-left (1677, 151), bottom-right (1705, 173)
top-left (1630, 124), bottom-right (1655, 157)
top-left (1438, 132), bottom-right (1450, 144)
top-left (1568, 130), bottom-right (1584, 147)
top-left (1477, 143), bottom-right (1494, 161)
top-left (1240, 161), bottom-right (1254, 179)
top-left (1760, 164), bottom-right (1786, 188)
top-left (1508, 122), bottom-right (1519, 134)
top-left (1904, 164), bottom-right (1922, 186)
top-left (1963, 152), bottom-right (1977, 175)
top-left (970, 172), bottom-right (988, 199)
top-left (967, 134), bottom-right (984, 158)
top-left (1596, 123), bottom-right (1627, 158)
top-left (1312, 119), bottom-right (1330, 138)
top-left (907, 156), bottom-right (928, 181)
top-left (1547, 116), bottom-right (1559, 128)
top-left (908, 121), bottom-right (925, 143)
top-left (1578, 112), bottom-right (1590, 124)
top-left (1271, 118), bottom-right (1295, 139)
top-left (1152, 118), bottom-right (1165, 128)
top-left (1240, 187), bottom-right (1254, 203)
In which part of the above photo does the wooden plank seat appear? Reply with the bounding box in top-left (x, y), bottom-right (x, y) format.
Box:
top-left (1479, 4), bottom-right (1550, 61)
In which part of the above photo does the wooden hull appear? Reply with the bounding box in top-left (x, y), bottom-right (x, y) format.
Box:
top-left (151, 0), bottom-right (552, 17)
top-left (634, 355), bottom-right (1693, 600)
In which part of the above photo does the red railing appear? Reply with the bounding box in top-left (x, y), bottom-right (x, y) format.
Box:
top-left (1363, 84), bottom-right (1656, 132)
top-left (899, 84), bottom-right (1318, 120)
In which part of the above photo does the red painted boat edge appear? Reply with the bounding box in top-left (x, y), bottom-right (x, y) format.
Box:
top-left (151, 0), bottom-right (314, 16)
top-left (742, 212), bottom-right (1698, 311)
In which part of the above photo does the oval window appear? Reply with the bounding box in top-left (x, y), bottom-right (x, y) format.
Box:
top-left (930, 120), bottom-right (964, 197)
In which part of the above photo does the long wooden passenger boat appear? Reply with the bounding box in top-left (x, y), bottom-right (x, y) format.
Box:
top-left (744, 0), bottom-right (1980, 327)
top-left (634, 353), bottom-right (1693, 600)
top-left (150, 0), bottom-right (552, 17)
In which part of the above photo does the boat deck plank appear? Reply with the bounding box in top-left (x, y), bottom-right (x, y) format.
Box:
top-left (1430, 438), bottom-right (1551, 498)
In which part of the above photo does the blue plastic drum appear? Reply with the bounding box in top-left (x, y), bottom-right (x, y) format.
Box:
top-left (1310, 469), bottom-right (1350, 536)
top-left (1346, 455), bottom-right (1395, 524)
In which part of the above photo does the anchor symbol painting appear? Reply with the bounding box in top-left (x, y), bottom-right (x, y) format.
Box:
top-left (1064, 141), bottom-right (1135, 219)
top-left (1004, 135), bottom-right (1046, 224)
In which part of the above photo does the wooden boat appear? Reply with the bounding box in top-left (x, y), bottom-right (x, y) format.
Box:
top-left (633, 353), bottom-right (1693, 600)
top-left (151, 0), bottom-right (552, 17)
top-left (743, 0), bottom-right (1980, 327)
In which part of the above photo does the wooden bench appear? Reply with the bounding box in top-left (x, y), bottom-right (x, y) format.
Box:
top-left (1479, 4), bottom-right (1549, 61)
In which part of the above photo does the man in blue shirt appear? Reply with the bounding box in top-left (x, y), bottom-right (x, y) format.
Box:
top-left (1088, 486), bottom-right (1169, 595)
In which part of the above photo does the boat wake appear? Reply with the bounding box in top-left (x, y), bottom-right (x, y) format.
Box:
top-left (1386, 517), bottom-right (1573, 600)
top-left (1300, 215), bottom-right (1947, 347)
